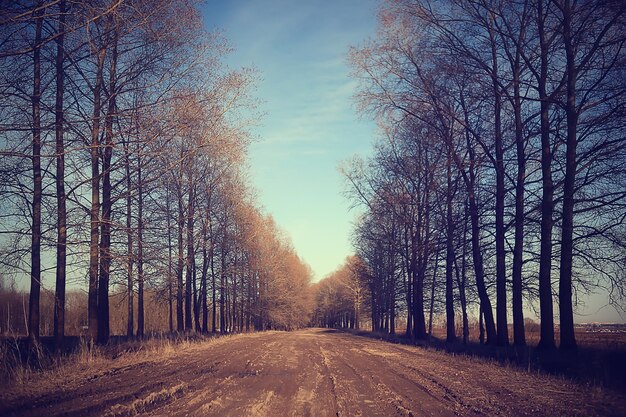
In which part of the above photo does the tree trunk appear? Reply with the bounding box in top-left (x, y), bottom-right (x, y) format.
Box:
top-left (185, 178), bottom-right (194, 331)
top-left (166, 183), bottom-right (173, 333)
top-left (137, 156), bottom-right (145, 338)
top-left (193, 252), bottom-right (200, 332)
top-left (558, 0), bottom-right (577, 351)
top-left (211, 220), bottom-right (217, 333)
top-left (403, 225), bottom-right (412, 338)
top-left (220, 240), bottom-right (226, 334)
top-left (457, 93), bottom-right (497, 345)
top-left (455, 253), bottom-right (469, 345)
top-left (97, 29), bottom-right (118, 345)
top-left (536, 0), bottom-right (556, 350)
top-left (176, 181), bottom-right (184, 332)
top-left (29, 2), bottom-right (44, 345)
top-left (201, 229), bottom-right (209, 333)
top-left (411, 230), bottom-right (426, 339)
top-left (53, 0), bottom-right (67, 353)
top-left (427, 248), bottom-right (439, 337)
top-left (460, 200), bottom-right (470, 344)
top-left (124, 138), bottom-right (133, 338)
top-left (511, 51), bottom-right (526, 347)
top-left (445, 147), bottom-right (456, 343)
top-left (467, 188), bottom-right (497, 345)
top-left (88, 47), bottom-right (106, 343)
top-left (491, 36), bottom-right (509, 347)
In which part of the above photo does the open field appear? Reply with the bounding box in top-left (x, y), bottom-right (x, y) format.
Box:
top-left (2, 329), bottom-right (625, 417)
top-left (356, 324), bottom-right (626, 390)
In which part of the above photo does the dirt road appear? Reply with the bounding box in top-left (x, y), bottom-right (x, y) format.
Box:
top-left (1, 329), bottom-right (624, 417)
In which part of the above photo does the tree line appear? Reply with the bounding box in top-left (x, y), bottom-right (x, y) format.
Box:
top-left (0, 0), bottom-right (313, 351)
top-left (322, 0), bottom-right (625, 350)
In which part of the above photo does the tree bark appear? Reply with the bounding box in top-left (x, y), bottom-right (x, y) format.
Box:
top-left (166, 183), bottom-right (173, 333)
top-left (137, 156), bottom-right (145, 338)
top-left (445, 147), bottom-right (456, 343)
top-left (176, 174), bottom-right (185, 332)
top-left (124, 136), bottom-right (133, 338)
top-left (511, 39), bottom-right (527, 347)
top-left (28, 2), bottom-right (44, 345)
top-left (210, 218), bottom-right (217, 333)
top-left (53, 0), bottom-right (67, 353)
top-left (201, 225), bottom-right (209, 332)
top-left (185, 176), bottom-right (194, 331)
top-left (490, 25), bottom-right (509, 347)
top-left (97, 27), bottom-right (118, 345)
top-left (459, 199), bottom-right (470, 344)
top-left (88, 46), bottom-right (106, 344)
top-left (220, 238), bottom-right (226, 334)
top-left (536, 0), bottom-right (556, 350)
top-left (558, 0), bottom-right (578, 351)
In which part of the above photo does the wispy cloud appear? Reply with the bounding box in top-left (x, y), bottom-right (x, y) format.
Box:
top-left (203, 0), bottom-right (379, 280)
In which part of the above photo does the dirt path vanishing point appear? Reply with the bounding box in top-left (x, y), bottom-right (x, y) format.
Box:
top-left (1, 328), bottom-right (625, 417)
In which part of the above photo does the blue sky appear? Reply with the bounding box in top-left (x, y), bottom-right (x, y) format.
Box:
top-left (202, 0), bottom-right (379, 282)
top-left (201, 1), bottom-right (623, 322)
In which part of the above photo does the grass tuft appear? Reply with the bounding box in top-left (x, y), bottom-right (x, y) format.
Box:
top-left (0, 332), bottom-right (243, 389)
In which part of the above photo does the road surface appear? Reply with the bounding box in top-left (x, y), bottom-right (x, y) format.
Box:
top-left (1, 329), bottom-right (624, 417)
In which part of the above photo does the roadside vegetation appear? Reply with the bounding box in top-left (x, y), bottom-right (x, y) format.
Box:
top-left (0, 0), bottom-right (313, 362)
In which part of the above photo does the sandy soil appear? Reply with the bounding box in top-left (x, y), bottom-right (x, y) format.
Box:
top-left (1, 328), bottom-right (625, 417)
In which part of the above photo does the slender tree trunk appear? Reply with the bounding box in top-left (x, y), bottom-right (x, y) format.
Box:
top-left (417, 174), bottom-right (431, 339)
top-left (467, 186), bottom-right (497, 345)
top-left (166, 183), bottom-right (173, 333)
top-left (88, 47), bottom-right (106, 343)
top-left (210, 221), bottom-right (217, 333)
top-left (411, 230), bottom-right (426, 339)
top-left (460, 94), bottom-right (497, 346)
top-left (558, 0), bottom-right (577, 351)
top-left (537, 0), bottom-right (556, 350)
top-left (428, 247), bottom-right (439, 337)
top-left (445, 146), bottom-right (456, 343)
top-left (185, 178), bottom-right (194, 331)
top-left (224, 271), bottom-right (230, 332)
top-left (232, 253), bottom-right (238, 333)
top-left (460, 200), bottom-right (470, 344)
top-left (246, 277), bottom-right (251, 331)
top-left (355, 288), bottom-right (361, 330)
top-left (220, 240), bottom-right (226, 333)
top-left (53, 0), bottom-right (67, 353)
top-left (137, 156), bottom-right (144, 338)
top-left (29, 2), bottom-right (44, 345)
top-left (176, 160), bottom-right (185, 332)
top-left (403, 225), bottom-right (412, 338)
top-left (490, 24), bottom-right (508, 346)
top-left (193, 255), bottom-right (200, 332)
top-left (454, 254), bottom-right (469, 345)
top-left (124, 138), bottom-right (133, 338)
top-left (412, 168), bottom-right (428, 340)
top-left (176, 180), bottom-right (184, 332)
top-left (511, 53), bottom-right (526, 347)
top-left (201, 228), bottom-right (209, 333)
top-left (97, 30), bottom-right (118, 345)
top-left (390, 268), bottom-right (395, 335)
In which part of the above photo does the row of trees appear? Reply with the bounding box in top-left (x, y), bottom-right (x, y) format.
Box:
top-left (0, 0), bottom-right (313, 350)
top-left (312, 256), bottom-right (367, 330)
top-left (338, 0), bottom-right (625, 350)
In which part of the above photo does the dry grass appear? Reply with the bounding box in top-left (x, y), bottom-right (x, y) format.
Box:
top-left (0, 332), bottom-right (248, 393)
top-left (347, 325), bottom-right (626, 391)
top-left (0, 334), bottom-right (46, 385)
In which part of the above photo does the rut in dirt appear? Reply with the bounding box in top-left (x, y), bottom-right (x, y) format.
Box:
top-left (2, 329), bottom-right (625, 417)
